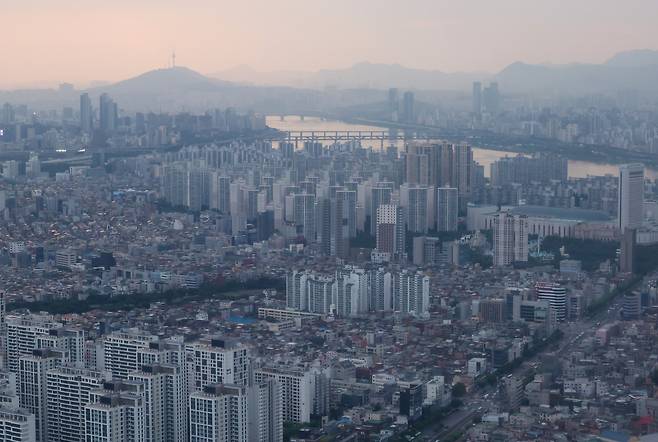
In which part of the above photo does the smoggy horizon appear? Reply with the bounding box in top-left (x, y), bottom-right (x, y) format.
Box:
top-left (3, 0), bottom-right (658, 89)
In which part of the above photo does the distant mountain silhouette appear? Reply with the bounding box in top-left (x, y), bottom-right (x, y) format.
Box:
top-left (605, 49), bottom-right (658, 67)
top-left (4, 49), bottom-right (658, 112)
top-left (494, 56), bottom-right (658, 94)
top-left (212, 62), bottom-right (484, 90)
top-left (92, 66), bottom-right (231, 95)
top-left (211, 49), bottom-right (658, 95)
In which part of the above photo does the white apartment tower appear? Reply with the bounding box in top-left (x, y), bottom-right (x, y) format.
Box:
top-left (189, 382), bottom-right (283, 442)
top-left (189, 384), bottom-right (249, 442)
top-left (0, 409), bottom-right (36, 442)
top-left (253, 366), bottom-right (314, 423)
top-left (393, 271), bottom-right (430, 317)
top-left (84, 380), bottom-right (146, 442)
top-left (128, 364), bottom-right (187, 442)
top-left (45, 366), bottom-right (107, 442)
top-left (188, 338), bottom-right (251, 390)
top-left (18, 349), bottom-right (67, 442)
top-left (493, 212), bottom-right (528, 267)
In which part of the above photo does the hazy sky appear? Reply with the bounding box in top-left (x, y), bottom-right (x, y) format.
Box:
top-left (3, 0), bottom-right (657, 88)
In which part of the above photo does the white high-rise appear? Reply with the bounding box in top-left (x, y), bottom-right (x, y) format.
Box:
top-left (368, 268), bottom-right (392, 312)
top-left (334, 267), bottom-right (368, 317)
top-left (6, 315), bottom-right (63, 373)
top-left (0, 409), bottom-right (35, 442)
top-left (190, 384), bottom-right (249, 442)
top-left (18, 349), bottom-right (66, 442)
top-left (84, 380), bottom-right (146, 442)
top-left (188, 338), bottom-right (251, 390)
top-left (128, 364), bottom-right (187, 442)
top-left (253, 366), bottom-right (314, 423)
top-left (618, 163), bottom-right (644, 230)
top-left (493, 212), bottom-right (528, 267)
top-left (189, 381), bottom-right (282, 442)
top-left (393, 271), bottom-right (430, 317)
top-left (46, 367), bottom-right (107, 442)
top-left (98, 332), bottom-right (158, 379)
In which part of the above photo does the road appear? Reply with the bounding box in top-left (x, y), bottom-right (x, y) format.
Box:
top-left (419, 275), bottom-right (641, 442)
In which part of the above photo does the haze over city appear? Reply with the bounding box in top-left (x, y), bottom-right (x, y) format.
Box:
top-left (3, 2), bottom-right (658, 442)
top-left (4, 0), bottom-right (658, 88)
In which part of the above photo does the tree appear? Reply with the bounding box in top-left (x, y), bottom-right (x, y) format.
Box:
top-left (452, 382), bottom-right (466, 398)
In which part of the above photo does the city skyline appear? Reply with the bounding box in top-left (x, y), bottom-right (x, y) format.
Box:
top-left (3, 0), bottom-right (658, 88)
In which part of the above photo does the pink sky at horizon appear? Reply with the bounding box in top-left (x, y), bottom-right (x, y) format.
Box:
top-left (2, 0), bottom-right (657, 88)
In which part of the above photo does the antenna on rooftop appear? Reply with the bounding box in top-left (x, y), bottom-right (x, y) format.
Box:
top-left (171, 51), bottom-right (176, 68)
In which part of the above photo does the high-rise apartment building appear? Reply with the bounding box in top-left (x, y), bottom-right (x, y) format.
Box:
top-left (189, 381), bottom-right (283, 442)
top-left (405, 186), bottom-right (428, 234)
top-left (98, 332), bottom-right (158, 380)
top-left (436, 187), bottom-right (458, 232)
top-left (99, 93), bottom-right (117, 134)
top-left (84, 380), bottom-right (146, 442)
top-left (46, 367), bottom-right (107, 442)
top-left (18, 349), bottom-right (67, 442)
top-left (79, 93), bottom-right (93, 134)
top-left (253, 366), bottom-right (314, 423)
top-left (6, 315), bottom-right (64, 373)
top-left (368, 268), bottom-right (392, 312)
top-left (493, 212), bottom-right (528, 267)
top-left (0, 408), bottom-right (35, 442)
top-left (188, 338), bottom-right (251, 390)
top-left (376, 204), bottom-right (406, 261)
top-left (128, 364), bottom-right (187, 442)
top-left (370, 185), bottom-right (393, 233)
top-left (472, 82), bottom-right (482, 115)
top-left (393, 270), bottom-right (430, 317)
top-left (292, 193), bottom-right (316, 241)
top-left (618, 163), bottom-right (644, 230)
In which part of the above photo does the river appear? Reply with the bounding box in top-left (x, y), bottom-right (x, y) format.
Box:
top-left (267, 116), bottom-right (658, 180)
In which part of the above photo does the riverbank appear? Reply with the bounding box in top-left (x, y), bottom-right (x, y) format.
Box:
top-left (343, 117), bottom-right (658, 172)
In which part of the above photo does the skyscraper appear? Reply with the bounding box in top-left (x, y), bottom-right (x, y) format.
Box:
top-left (128, 364), bottom-right (188, 442)
top-left (493, 212), bottom-right (528, 267)
top-left (253, 366), bottom-right (314, 423)
top-left (189, 382), bottom-right (283, 442)
top-left (189, 338), bottom-right (251, 390)
top-left (99, 93), bottom-right (117, 134)
top-left (388, 88), bottom-right (399, 121)
top-left (618, 163), bottom-right (644, 230)
top-left (84, 380), bottom-right (146, 442)
top-left (293, 193), bottom-right (316, 241)
top-left (370, 185), bottom-right (393, 233)
top-left (0, 409), bottom-right (35, 442)
top-left (483, 82), bottom-right (500, 114)
top-left (472, 82), bottom-right (482, 115)
top-left (402, 91), bottom-right (415, 124)
top-left (436, 187), bottom-right (458, 232)
top-left (452, 144), bottom-right (473, 210)
top-left (79, 93), bottom-right (93, 134)
top-left (376, 204), bottom-right (405, 261)
top-left (18, 349), bottom-right (66, 442)
top-left (406, 186), bottom-right (428, 234)
top-left (46, 367), bottom-right (107, 442)
top-left (393, 270), bottom-right (430, 317)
